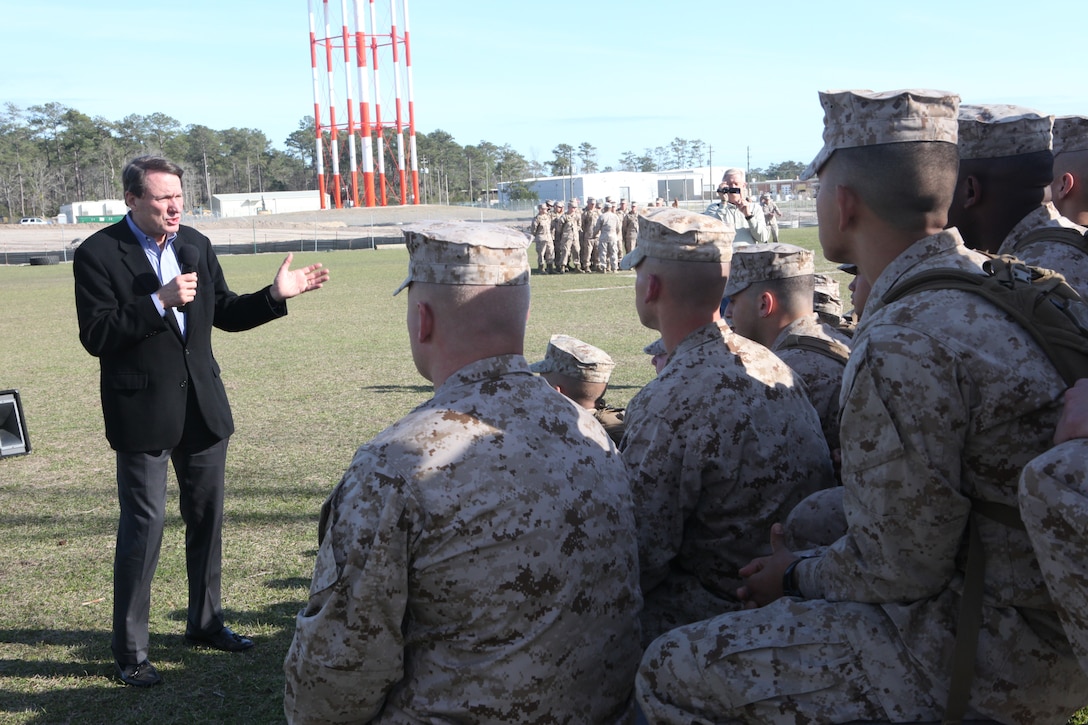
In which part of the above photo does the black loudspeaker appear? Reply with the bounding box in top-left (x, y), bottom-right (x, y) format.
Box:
top-left (0, 389), bottom-right (31, 458)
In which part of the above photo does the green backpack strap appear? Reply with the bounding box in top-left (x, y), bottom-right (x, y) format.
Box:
top-left (945, 499), bottom-right (1026, 724)
top-left (778, 333), bottom-right (851, 365)
top-left (1010, 226), bottom-right (1088, 256)
top-left (882, 255), bottom-right (1088, 387)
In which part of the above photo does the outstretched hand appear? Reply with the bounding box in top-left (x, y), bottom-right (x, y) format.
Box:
top-left (270, 253), bottom-right (330, 302)
top-left (736, 523), bottom-right (797, 609)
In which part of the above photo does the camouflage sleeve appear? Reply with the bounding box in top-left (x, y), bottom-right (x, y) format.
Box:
top-left (621, 396), bottom-right (702, 593)
top-left (1019, 439), bottom-right (1088, 675)
top-left (799, 333), bottom-right (972, 601)
top-left (284, 453), bottom-right (413, 724)
top-left (1009, 240), bottom-right (1088, 302)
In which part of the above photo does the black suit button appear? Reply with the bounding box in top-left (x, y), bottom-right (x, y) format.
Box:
top-left (180, 380), bottom-right (187, 388)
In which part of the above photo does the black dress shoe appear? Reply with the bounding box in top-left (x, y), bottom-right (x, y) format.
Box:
top-left (117, 659), bottom-right (162, 687)
top-left (184, 626), bottom-right (254, 652)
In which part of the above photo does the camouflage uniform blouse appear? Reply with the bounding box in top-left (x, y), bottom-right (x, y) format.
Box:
top-left (621, 211), bottom-right (640, 251)
top-left (796, 229), bottom-right (1088, 720)
top-left (997, 202), bottom-right (1088, 301)
top-left (620, 321), bottom-right (833, 633)
top-left (1019, 438), bottom-right (1088, 679)
top-left (771, 313), bottom-right (852, 452)
top-left (284, 355), bottom-right (642, 724)
top-left (593, 211), bottom-right (622, 248)
top-left (529, 211), bottom-right (554, 242)
top-left (556, 211), bottom-right (581, 247)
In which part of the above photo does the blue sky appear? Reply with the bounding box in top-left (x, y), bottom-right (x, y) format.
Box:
top-left (3, 0), bottom-right (1085, 172)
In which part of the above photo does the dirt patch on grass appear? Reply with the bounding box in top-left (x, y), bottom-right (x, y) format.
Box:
top-left (0, 204), bottom-right (533, 253)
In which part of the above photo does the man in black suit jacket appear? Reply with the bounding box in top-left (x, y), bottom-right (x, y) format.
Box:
top-left (73, 156), bottom-right (329, 687)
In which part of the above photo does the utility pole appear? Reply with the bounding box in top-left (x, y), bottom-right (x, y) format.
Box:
top-left (708, 144), bottom-right (713, 198)
top-left (202, 147), bottom-right (212, 213)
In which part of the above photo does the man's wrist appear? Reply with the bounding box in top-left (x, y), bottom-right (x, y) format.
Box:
top-left (782, 556), bottom-right (813, 598)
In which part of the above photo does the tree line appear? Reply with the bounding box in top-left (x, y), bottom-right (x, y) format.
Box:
top-left (1, 102), bottom-right (315, 221)
top-left (0, 102), bottom-right (804, 220)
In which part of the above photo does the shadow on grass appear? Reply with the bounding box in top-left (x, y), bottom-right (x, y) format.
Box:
top-left (361, 384), bottom-right (433, 394)
top-left (0, 594), bottom-right (306, 724)
top-left (0, 508), bottom-right (325, 540)
top-left (265, 577), bottom-right (311, 590)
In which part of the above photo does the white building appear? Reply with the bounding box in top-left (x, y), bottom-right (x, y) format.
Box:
top-left (503, 166), bottom-right (740, 207)
top-left (58, 199), bottom-right (129, 224)
top-left (211, 190), bottom-right (329, 218)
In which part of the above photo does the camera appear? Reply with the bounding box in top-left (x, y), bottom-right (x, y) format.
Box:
top-left (718, 186), bottom-right (742, 195)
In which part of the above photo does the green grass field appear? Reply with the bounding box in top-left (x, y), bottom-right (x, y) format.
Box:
top-left (1, 226), bottom-right (1082, 724)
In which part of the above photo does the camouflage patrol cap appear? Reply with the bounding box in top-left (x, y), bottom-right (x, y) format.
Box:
top-left (813, 272), bottom-right (843, 317)
top-left (529, 334), bottom-right (615, 384)
top-left (643, 338), bottom-right (667, 357)
top-left (957, 104), bottom-right (1053, 160)
top-left (723, 243), bottom-right (814, 297)
top-left (1053, 115), bottom-right (1088, 155)
top-left (393, 220), bottom-right (530, 295)
top-left (620, 208), bottom-right (734, 269)
top-left (801, 89), bottom-right (960, 180)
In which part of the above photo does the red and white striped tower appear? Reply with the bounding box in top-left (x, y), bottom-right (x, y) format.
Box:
top-left (403, 0), bottom-right (420, 205)
top-left (368, 0), bottom-right (388, 206)
top-left (389, 0), bottom-right (408, 203)
top-left (307, 0), bottom-right (327, 209)
top-left (339, 0), bottom-right (359, 208)
top-left (322, 0), bottom-right (343, 209)
top-left (307, 0), bottom-right (417, 208)
top-left (352, 0), bottom-right (376, 207)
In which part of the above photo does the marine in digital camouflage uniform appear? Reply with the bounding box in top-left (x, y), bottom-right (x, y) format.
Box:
top-left (581, 198), bottom-right (601, 272)
top-left (1052, 115), bottom-right (1088, 227)
top-left (618, 208), bottom-right (833, 648)
top-left (593, 203), bottom-right (623, 272)
top-left (1019, 378), bottom-right (1088, 678)
top-left (760, 192), bottom-right (782, 243)
top-left (724, 243), bottom-right (852, 452)
top-left (950, 104), bottom-right (1088, 300)
top-left (637, 89), bottom-right (1088, 724)
top-left (813, 271), bottom-right (855, 338)
top-left (554, 201), bottom-right (582, 272)
top-left (839, 261), bottom-right (873, 328)
top-left (284, 221), bottom-right (642, 724)
top-left (529, 203), bottom-right (555, 273)
top-left (642, 337), bottom-right (668, 375)
top-left (530, 333), bottom-right (626, 445)
top-left (622, 202), bottom-right (640, 256)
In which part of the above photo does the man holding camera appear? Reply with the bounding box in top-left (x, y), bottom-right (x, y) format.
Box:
top-left (703, 167), bottom-right (770, 244)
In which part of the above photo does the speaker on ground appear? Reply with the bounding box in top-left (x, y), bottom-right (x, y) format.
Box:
top-left (0, 389), bottom-right (31, 458)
